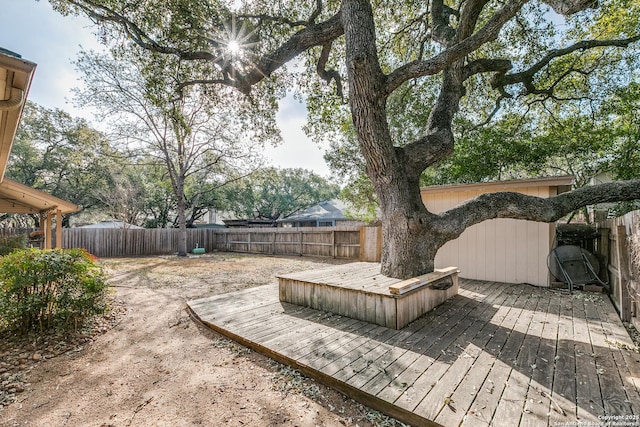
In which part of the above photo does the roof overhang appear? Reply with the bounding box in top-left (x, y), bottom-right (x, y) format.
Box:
top-left (420, 176), bottom-right (575, 195)
top-left (0, 178), bottom-right (79, 214)
top-left (0, 50), bottom-right (36, 182)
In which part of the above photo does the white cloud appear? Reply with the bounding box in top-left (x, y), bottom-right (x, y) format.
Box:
top-left (266, 94), bottom-right (332, 177)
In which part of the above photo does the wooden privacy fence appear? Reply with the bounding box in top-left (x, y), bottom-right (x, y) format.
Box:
top-left (58, 226), bottom-right (381, 260)
top-left (603, 210), bottom-right (640, 325)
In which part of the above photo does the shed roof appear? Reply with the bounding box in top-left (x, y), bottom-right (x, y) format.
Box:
top-left (420, 175), bottom-right (574, 195)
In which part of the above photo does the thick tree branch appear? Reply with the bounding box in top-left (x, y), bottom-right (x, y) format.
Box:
top-left (543, 0), bottom-right (597, 15)
top-left (399, 56), bottom-right (467, 177)
top-left (431, 0), bottom-right (457, 45)
top-left (463, 58), bottom-right (513, 80)
top-left (385, 0), bottom-right (528, 95)
top-left (63, 0), bottom-right (344, 95)
top-left (438, 180), bottom-right (640, 239)
top-left (65, 0), bottom-right (220, 60)
top-left (403, 36), bottom-right (636, 173)
top-left (492, 36), bottom-right (640, 95)
top-left (400, 133), bottom-right (454, 177)
top-left (203, 12), bottom-right (345, 94)
top-left (456, 0), bottom-right (490, 41)
top-left (400, 52), bottom-right (512, 176)
top-left (316, 41), bottom-right (344, 100)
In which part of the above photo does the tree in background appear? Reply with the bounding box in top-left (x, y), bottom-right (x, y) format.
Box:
top-left (51, 0), bottom-right (640, 278)
top-left (8, 102), bottom-right (117, 226)
top-left (74, 50), bottom-right (266, 255)
top-left (603, 82), bottom-right (640, 183)
top-left (422, 82), bottom-right (639, 199)
top-left (93, 168), bottom-right (148, 227)
top-left (222, 167), bottom-right (340, 221)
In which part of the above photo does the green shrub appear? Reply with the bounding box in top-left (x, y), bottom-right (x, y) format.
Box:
top-left (0, 248), bottom-right (108, 334)
top-left (0, 234), bottom-right (27, 256)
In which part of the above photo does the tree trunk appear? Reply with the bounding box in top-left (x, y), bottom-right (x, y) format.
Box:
top-left (177, 209), bottom-right (188, 257)
top-left (376, 170), bottom-right (450, 278)
top-left (176, 178), bottom-right (188, 257)
top-left (342, 0), bottom-right (451, 279)
top-left (381, 215), bottom-right (440, 279)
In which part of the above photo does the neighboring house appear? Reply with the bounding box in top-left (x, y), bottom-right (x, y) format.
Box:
top-left (277, 199), bottom-right (364, 228)
top-left (421, 176), bottom-right (574, 287)
top-left (0, 48), bottom-right (79, 248)
top-left (77, 221), bottom-right (144, 229)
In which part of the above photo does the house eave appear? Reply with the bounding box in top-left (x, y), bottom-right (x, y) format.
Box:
top-left (0, 50), bottom-right (37, 182)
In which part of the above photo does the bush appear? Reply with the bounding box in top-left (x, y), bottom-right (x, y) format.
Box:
top-left (0, 234), bottom-right (27, 256)
top-left (0, 248), bottom-right (108, 334)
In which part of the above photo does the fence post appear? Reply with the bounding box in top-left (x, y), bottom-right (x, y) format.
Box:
top-left (616, 225), bottom-right (632, 322)
top-left (299, 230), bottom-right (303, 256)
top-left (331, 229), bottom-right (336, 258)
top-left (359, 226), bottom-right (383, 262)
top-left (271, 231), bottom-right (276, 255)
top-left (598, 227), bottom-right (609, 273)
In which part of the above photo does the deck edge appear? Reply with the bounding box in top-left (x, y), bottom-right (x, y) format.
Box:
top-left (186, 302), bottom-right (444, 427)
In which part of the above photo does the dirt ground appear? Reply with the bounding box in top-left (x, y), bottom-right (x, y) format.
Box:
top-left (0, 253), bottom-right (406, 427)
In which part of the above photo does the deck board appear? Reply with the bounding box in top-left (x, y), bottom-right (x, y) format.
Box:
top-left (188, 277), bottom-right (640, 427)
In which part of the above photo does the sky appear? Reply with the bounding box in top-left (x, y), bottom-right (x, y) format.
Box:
top-left (0, 0), bottom-right (332, 176)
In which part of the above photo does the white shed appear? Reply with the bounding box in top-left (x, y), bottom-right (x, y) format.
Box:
top-left (421, 176), bottom-right (574, 287)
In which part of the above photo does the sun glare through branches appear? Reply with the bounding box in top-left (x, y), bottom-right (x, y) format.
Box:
top-left (227, 40), bottom-right (241, 54)
top-left (212, 14), bottom-right (259, 67)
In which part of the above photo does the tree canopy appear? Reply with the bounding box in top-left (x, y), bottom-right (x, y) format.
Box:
top-left (50, 0), bottom-right (640, 278)
top-left (222, 167), bottom-right (340, 220)
top-left (8, 102), bottom-right (118, 225)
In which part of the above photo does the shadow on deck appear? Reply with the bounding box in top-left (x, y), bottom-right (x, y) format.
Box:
top-left (187, 278), bottom-right (640, 427)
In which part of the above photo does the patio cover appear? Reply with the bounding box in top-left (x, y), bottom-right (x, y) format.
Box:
top-left (0, 178), bottom-right (79, 249)
top-left (0, 178), bottom-right (78, 215)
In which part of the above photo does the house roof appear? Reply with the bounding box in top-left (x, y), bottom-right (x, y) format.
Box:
top-left (0, 178), bottom-right (79, 214)
top-left (278, 199), bottom-right (348, 223)
top-left (420, 175), bottom-right (574, 195)
top-left (1, 49), bottom-right (36, 182)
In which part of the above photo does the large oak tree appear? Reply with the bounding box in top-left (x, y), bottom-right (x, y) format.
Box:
top-left (51, 0), bottom-right (640, 278)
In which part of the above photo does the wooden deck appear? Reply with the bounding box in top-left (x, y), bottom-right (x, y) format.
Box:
top-left (187, 278), bottom-right (640, 427)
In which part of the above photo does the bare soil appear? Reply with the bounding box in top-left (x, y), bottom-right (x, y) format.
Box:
top-left (0, 253), bottom-right (405, 427)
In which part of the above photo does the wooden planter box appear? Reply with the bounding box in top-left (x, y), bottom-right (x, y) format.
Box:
top-left (277, 263), bottom-right (459, 330)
